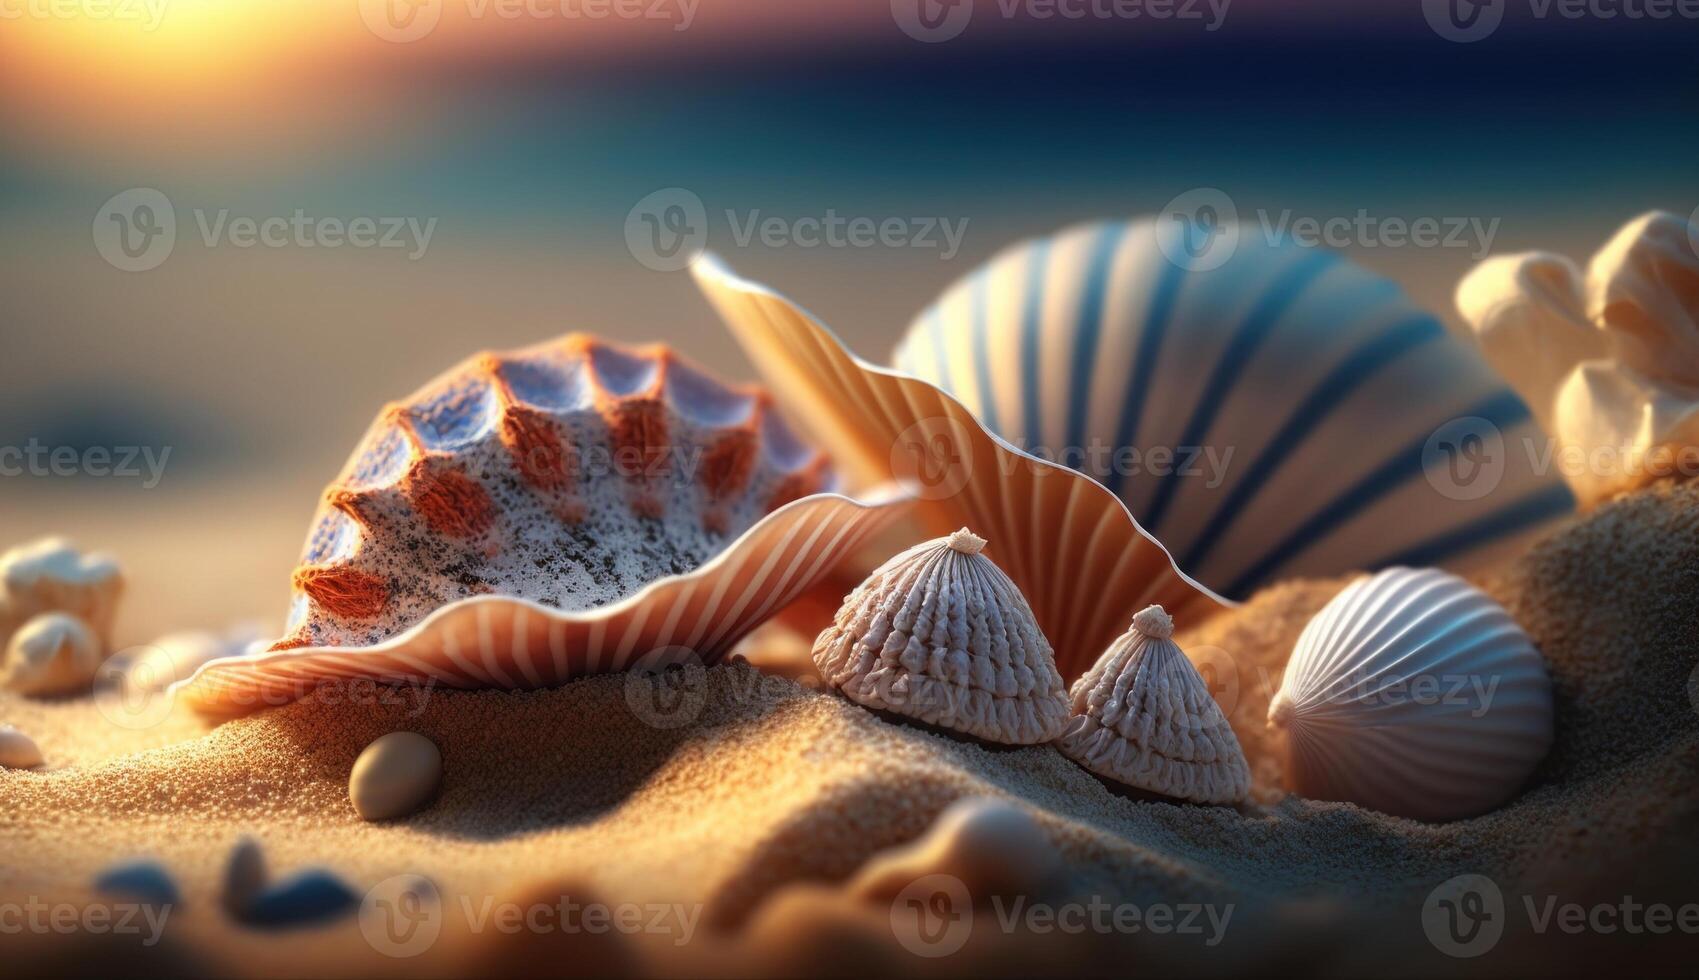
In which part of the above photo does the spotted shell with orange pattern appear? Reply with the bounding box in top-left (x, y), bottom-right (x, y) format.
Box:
top-left (272, 334), bottom-right (861, 653)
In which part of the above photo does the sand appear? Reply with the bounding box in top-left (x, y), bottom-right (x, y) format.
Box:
top-left (4, 483), bottom-right (1699, 977)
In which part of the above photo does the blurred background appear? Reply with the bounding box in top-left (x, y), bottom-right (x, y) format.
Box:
top-left (2, 0), bottom-right (1695, 644)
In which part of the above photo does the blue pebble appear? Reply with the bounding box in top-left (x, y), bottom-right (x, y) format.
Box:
top-left (242, 869), bottom-right (358, 928)
top-left (94, 860), bottom-right (180, 906)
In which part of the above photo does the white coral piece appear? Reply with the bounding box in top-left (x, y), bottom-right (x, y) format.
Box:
top-left (1056, 604), bottom-right (1250, 805)
top-left (1458, 210), bottom-right (1699, 506)
top-left (811, 528), bottom-right (1070, 745)
top-left (0, 537), bottom-right (123, 655)
top-left (2, 612), bottom-right (103, 696)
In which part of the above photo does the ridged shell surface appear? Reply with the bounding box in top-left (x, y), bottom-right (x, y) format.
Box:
top-left (1057, 606), bottom-right (1250, 805)
top-left (693, 253), bottom-right (1222, 681)
top-left (177, 335), bottom-right (911, 716)
top-left (1267, 566), bottom-right (1554, 821)
top-left (893, 218), bottom-right (1575, 601)
top-left (812, 529), bottom-right (1070, 745)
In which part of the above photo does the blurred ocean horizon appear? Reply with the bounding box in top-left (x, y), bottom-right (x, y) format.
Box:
top-left (2, 0), bottom-right (1694, 639)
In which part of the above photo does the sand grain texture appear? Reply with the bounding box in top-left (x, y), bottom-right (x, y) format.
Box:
top-left (4, 483), bottom-right (1699, 976)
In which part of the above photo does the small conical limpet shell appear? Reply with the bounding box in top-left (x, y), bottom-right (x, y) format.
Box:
top-left (1056, 605), bottom-right (1250, 805)
top-left (812, 528), bottom-right (1070, 745)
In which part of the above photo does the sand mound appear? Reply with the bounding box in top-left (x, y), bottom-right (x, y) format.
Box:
top-left (5, 483), bottom-right (1699, 976)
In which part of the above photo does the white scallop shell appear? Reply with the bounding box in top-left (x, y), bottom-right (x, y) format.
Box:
top-left (894, 218), bottom-right (1574, 601)
top-left (1267, 566), bottom-right (1554, 821)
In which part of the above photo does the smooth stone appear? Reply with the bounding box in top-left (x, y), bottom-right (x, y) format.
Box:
top-left (242, 869), bottom-right (358, 928)
top-left (95, 860), bottom-right (180, 906)
top-left (350, 731), bottom-right (442, 821)
top-left (222, 837), bottom-right (268, 918)
top-left (0, 725), bottom-right (45, 768)
top-left (3, 612), bottom-right (101, 696)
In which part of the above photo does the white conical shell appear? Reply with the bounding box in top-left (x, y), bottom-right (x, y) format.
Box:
top-left (1056, 605), bottom-right (1250, 805)
top-left (812, 529), bottom-right (1070, 745)
top-left (1267, 566), bottom-right (1554, 822)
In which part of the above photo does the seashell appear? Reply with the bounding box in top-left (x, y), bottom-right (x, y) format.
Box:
top-left (177, 335), bottom-right (910, 715)
top-left (350, 731), bottom-right (442, 821)
top-left (241, 869), bottom-right (358, 928)
top-left (694, 253), bottom-right (1220, 680)
top-left (222, 837), bottom-right (268, 918)
top-left (1056, 605), bottom-right (1250, 805)
top-left (1266, 566), bottom-right (1554, 821)
top-left (3, 612), bottom-right (103, 696)
top-left (692, 224), bottom-right (1574, 675)
top-left (0, 724), bottom-right (45, 769)
top-left (95, 860), bottom-right (180, 906)
top-left (891, 218), bottom-right (1574, 601)
top-left (812, 528), bottom-right (1070, 745)
top-left (0, 537), bottom-right (123, 654)
top-left (1459, 210), bottom-right (1699, 507)
top-left (846, 796), bottom-right (1061, 902)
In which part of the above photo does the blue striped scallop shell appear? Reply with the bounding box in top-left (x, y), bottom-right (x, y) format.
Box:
top-left (893, 218), bottom-right (1573, 601)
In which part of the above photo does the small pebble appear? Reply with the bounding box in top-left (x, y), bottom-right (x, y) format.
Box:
top-left (242, 869), bottom-right (358, 928)
top-left (350, 731), bottom-right (442, 821)
top-left (3, 612), bottom-right (101, 696)
top-left (222, 837), bottom-right (268, 918)
top-left (0, 725), bottom-right (45, 769)
top-left (95, 860), bottom-right (180, 906)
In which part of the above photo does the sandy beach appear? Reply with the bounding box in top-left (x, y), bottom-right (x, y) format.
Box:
top-left (4, 480), bottom-right (1696, 977)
